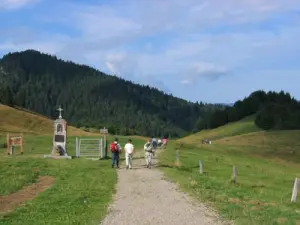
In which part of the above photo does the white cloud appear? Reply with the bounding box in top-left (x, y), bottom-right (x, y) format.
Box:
top-left (181, 62), bottom-right (228, 84)
top-left (181, 79), bottom-right (192, 85)
top-left (1, 0), bottom-right (300, 100)
top-left (0, 0), bottom-right (40, 10)
top-left (105, 62), bottom-right (119, 76)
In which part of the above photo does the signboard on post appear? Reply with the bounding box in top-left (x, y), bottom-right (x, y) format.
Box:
top-left (100, 127), bottom-right (108, 158)
top-left (7, 133), bottom-right (23, 155)
top-left (100, 128), bottom-right (108, 134)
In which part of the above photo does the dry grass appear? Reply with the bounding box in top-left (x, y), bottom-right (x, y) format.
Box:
top-left (0, 105), bottom-right (98, 136)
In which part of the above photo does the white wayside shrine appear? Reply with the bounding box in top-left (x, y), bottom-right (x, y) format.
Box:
top-left (44, 106), bottom-right (72, 159)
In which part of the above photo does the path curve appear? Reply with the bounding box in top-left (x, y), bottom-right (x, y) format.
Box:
top-left (100, 150), bottom-right (229, 225)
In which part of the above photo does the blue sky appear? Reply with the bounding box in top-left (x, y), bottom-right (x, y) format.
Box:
top-left (1, 0), bottom-right (300, 103)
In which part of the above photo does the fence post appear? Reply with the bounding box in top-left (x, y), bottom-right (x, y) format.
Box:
top-left (78, 137), bottom-right (81, 157)
top-left (105, 139), bottom-right (108, 159)
top-left (232, 166), bottom-right (238, 184)
top-left (75, 137), bottom-right (79, 157)
top-left (199, 160), bottom-right (203, 174)
top-left (291, 178), bottom-right (299, 202)
top-left (100, 138), bottom-right (103, 159)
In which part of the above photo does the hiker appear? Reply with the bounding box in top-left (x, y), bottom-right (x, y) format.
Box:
top-left (157, 139), bottom-right (162, 148)
top-left (144, 139), bottom-right (154, 169)
top-left (162, 137), bottom-right (168, 148)
top-left (110, 138), bottom-right (121, 168)
top-left (124, 139), bottom-right (134, 170)
top-left (151, 137), bottom-right (157, 156)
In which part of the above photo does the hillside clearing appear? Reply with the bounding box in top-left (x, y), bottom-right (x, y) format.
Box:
top-left (179, 116), bottom-right (261, 146)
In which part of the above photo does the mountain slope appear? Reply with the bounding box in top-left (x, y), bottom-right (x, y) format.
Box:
top-left (0, 104), bottom-right (94, 136)
top-left (0, 50), bottom-right (223, 137)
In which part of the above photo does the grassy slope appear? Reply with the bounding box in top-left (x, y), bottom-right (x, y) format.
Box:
top-left (159, 117), bottom-right (300, 225)
top-left (0, 105), bottom-right (96, 136)
top-left (178, 115), bottom-right (261, 146)
top-left (0, 105), bottom-right (146, 225)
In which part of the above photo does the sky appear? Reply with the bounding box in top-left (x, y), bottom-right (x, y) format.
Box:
top-left (0, 0), bottom-right (300, 103)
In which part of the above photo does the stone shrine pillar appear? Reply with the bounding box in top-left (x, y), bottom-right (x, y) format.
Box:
top-left (44, 106), bottom-right (71, 159)
top-left (52, 106), bottom-right (68, 156)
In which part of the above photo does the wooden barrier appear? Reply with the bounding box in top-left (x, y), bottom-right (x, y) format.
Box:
top-left (6, 133), bottom-right (23, 155)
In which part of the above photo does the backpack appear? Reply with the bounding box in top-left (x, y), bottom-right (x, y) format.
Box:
top-left (110, 142), bottom-right (118, 152)
top-left (145, 143), bottom-right (152, 152)
top-left (152, 139), bottom-right (157, 148)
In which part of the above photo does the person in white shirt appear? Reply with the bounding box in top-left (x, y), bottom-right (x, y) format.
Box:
top-left (124, 139), bottom-right (134, 170)
top-left (157, 139), bottom-right (162, 148)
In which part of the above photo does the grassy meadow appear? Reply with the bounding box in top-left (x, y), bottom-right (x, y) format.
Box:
top-left (0, 105), bottom-right (146, 225)
top-left (158, 119), bottom-right (300, 225)
top-left (0, 134), bottom-right (145, 225)
top-left (3, 103), bottom-right (300, 225)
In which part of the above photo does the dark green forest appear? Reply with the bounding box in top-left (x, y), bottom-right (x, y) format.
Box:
top-left (196, 90), bottom-right (300, 131)
top-left (0, 50), bottom-right (225, 137)
top-left (1, 50), bottom-right (298, 136)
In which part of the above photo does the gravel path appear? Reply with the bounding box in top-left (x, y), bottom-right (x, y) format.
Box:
top-left (100, 151), bottom-right (230, 225)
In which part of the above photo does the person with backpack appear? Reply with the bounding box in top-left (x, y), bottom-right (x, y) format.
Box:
top-left (162, 137), bottom-right (168, 149)
top-left (124, 139), bottom-right (134, 170)
top-left (110, 138), bottom-right (121, 168)
top-left (144, 139), bottom-right (154, 169)
top-left (151, 137), bottom-right (157, 156)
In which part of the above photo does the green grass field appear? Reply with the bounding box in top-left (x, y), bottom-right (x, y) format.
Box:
top-left (159, 118), bottom-right (300, 225)
top-left (3, 103), bottom-right (300, 225)
top-left (179, 116), bottom-right (261, 146)
top-left (0, 134), bottom-right (145, 225)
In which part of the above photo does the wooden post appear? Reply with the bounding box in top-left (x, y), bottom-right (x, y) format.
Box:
top-left (291, 178), bottom-right (299, 202)
top-left (199, 160), bottom-right (203, 174)
top-left (232, 166), bottom-right (238, 184)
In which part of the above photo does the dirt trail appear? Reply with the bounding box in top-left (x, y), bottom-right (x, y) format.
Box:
top-left (100, 151), bottom-right (229, 225)
top-left (0, 176), bottom-right (55, 215)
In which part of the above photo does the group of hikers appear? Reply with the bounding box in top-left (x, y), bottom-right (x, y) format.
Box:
top-left (110, 137), bottom-right (168, 169)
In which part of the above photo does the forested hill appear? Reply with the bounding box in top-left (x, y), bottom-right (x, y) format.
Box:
top-left (196, 90), bottom-right (300, 131)
top-left (0, 50), bottom-right (224, 137)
